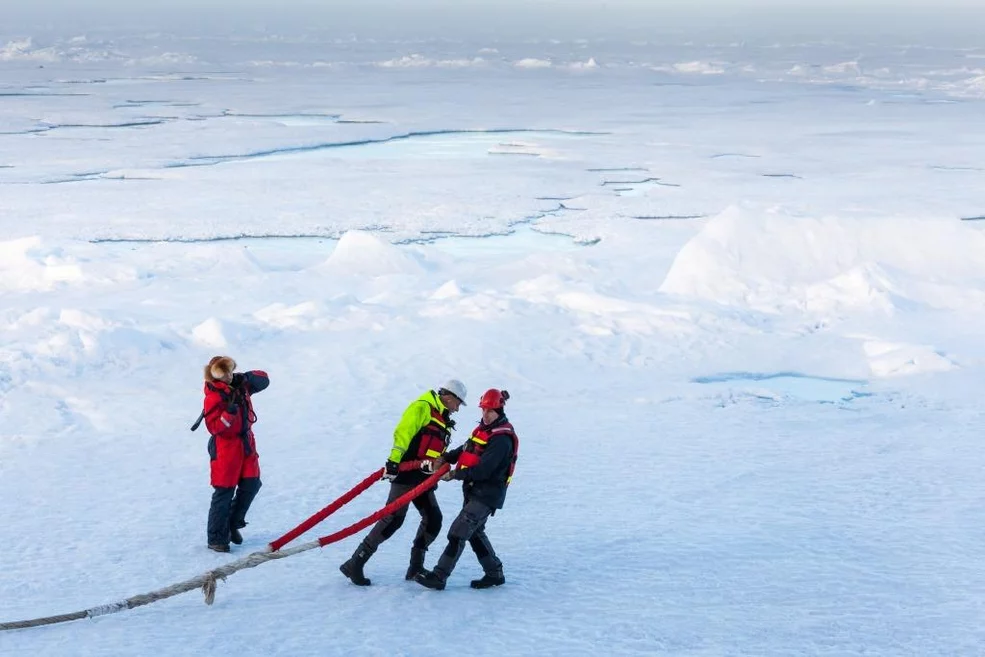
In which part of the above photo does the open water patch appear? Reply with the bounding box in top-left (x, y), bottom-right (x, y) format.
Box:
top-left (692, 371), bottom-right (871, 404)
top-left (405, 225), bottom-right (594, 256)
top-left (931, 165), bottom-right (984, 172)
top-left (216, 112), bottom-right (343, 127)
top-left (601, 176), bottom-right (680, 196)
top-left (89, 224), bottom-right (594, 261)
top-left (710, 153), bottom-right (760, 159)
top-left (0, 91), bottom-right (89, 97)
top-left (40, 119), bottom-right (166, 130)
top-left (629, 214), bottom-right (704, 221)
top-left (166, 128), bottom-right (604, 168)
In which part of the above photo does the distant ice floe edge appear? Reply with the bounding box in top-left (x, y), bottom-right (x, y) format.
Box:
top-left (4, 36), bottom-right (985, 98)
top-left (0, 37), bottom-right (199, 66)
top-left (372, 54), bottom-right (600, 70)
top-left (651, 60), bottom-right (726, 75)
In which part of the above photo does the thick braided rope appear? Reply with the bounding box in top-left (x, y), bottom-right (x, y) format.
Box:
top-left (0, 544), bottom-right (319, 631)
top-left (0, 466), bottom-right (447, 632)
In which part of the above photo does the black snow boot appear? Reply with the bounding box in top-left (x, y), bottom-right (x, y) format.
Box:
top-left (405, 548), bottom-right (426, 581)
top-left (340, 544), bottom-right (373, 586)
top-left (470, 572), bottom-right (505, 589)
top-left (414, 569), bottom-right (446, 591)
top-left (229, 522), bottom-right (246, 545)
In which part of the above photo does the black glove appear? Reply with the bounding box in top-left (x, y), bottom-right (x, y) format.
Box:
top-left (383, 460), bottom-right (400, 481)
top-left (446, 418), bottom-right (456, 431)
top-left (230, 373), bottom-right (246, 389)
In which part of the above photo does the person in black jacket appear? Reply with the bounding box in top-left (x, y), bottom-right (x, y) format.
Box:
top-left (416, 388), bottom-right (519, 590)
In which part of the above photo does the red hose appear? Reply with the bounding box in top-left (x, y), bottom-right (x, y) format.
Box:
top-left (269, 468), bottom-right (383, 552)
top-left (316, 464), bottom-right (449, 547)
top-left (269, 460), bottom-right (442, 552)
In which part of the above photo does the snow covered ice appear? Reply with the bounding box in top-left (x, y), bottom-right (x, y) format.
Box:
top-left (2, 3), bottom-right (985, 655)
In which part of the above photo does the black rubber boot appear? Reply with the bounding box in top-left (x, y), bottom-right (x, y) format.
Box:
top-left (405, 548), bottom-right (426, 581)
top-left (470, 572), bottom-right (506, 589)
top-left (229, 522), bottom-right (245, 545)
top-left (414, 569), bottom-right (446, 591)
top-left (340, 544), bottom-right (374, 586)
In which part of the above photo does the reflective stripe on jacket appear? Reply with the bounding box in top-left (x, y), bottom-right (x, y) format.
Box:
top-left (389, 390), bottom-right (453, 486)
top-left (449, 414), bottom-right (518, 509)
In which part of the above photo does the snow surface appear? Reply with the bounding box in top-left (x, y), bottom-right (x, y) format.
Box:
top-left (2, 21), bottom-right (985, 657)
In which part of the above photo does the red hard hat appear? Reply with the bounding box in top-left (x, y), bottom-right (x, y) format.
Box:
top-left (478, 388), bottom-right (509, 410)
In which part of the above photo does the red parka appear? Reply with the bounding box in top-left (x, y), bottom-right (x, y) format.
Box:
top-left (203, 371), bottom-right (269, 488)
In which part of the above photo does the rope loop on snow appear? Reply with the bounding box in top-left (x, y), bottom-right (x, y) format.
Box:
top-left (202, 571), bottom-right (223, 606)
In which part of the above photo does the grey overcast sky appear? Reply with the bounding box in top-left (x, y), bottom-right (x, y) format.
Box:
top-left (7, 0), bottom-right (984, 43)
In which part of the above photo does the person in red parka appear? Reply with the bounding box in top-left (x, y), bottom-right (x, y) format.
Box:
top-left (202, 355), bottom-right (269, 552)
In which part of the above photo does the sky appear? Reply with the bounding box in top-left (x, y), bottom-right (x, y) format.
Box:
top-left (5, 0), bottom-right (984, 44)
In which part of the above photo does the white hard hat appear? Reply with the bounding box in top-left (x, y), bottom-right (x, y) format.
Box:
top-left (439, 379), bottom-right (467, 405)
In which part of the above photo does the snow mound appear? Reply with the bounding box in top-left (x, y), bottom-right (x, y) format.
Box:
top-left (192, 318), bottom-right (227, 349)
top-left (253, 301), bottom-right (325, 330)
top-left (652, 61), bottom-right (725, 75)
top-left (376, 54), bottom-right (485, 68)
top-left (863, 340), bottom-right (957, 377)
top-left (823, 60), bottom-right (862, 74)
top-left (0, 38), bottom-right (60, 62)
top-left (569, 58), bottom-right (599, 70)
top-left (57, 309), bottom-right (114, 354)
top-left (674, 61), bottom-right (725, 74)
top-left (3, 307), bottom-right (171, 370)
top-left (803, 264), bottom-right (898, 315)
top-left (659, 207), bottom-right (985, 315)
top-left (0, 237), bottom-right (84, 292)
top-left (514, 58), bottom-right (552, 69)
top-left (431, 280), bottom-right (464, 299)
top-left (320, 230), bottom-right (422, 277)
top-left (127, 52), bottom-right (198, 66)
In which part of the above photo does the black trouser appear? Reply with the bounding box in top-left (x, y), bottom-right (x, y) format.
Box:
top-left (207, 477), bottom-right (262, 545)
top-left (433, 498), bottom-right (502, 581)
top-left (353, 482), bottom-right (442, 558)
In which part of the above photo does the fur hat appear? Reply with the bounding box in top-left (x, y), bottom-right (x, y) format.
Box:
top-left (205, 356), bottom-right (236, 383)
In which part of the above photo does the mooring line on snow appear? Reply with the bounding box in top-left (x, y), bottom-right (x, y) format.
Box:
top-left (0, 465), bottom-right (448, 632)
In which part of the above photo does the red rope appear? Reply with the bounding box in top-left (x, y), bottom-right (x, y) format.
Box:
top-left (316, 464), bottom-right (450, 547)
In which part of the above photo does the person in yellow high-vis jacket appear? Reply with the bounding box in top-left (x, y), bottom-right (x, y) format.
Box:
top-left (339, 380), bottom-right (466, 586)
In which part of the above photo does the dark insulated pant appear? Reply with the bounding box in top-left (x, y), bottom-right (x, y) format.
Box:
top-left (207, 477), bottom-right (262, 545)
top-left (355, 482), bottom-right (442, 558)
top-left (433, 498), bottom-right (502, 581)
